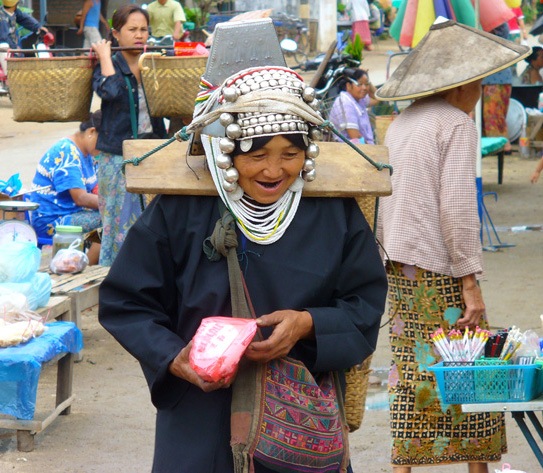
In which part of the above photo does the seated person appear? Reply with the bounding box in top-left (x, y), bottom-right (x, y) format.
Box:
top-left (520, 46), bottom-right (543, 84)
top-left (328, 68), bottom-right (378, 144)
top-left (30, 111), bottom-right (102, 264)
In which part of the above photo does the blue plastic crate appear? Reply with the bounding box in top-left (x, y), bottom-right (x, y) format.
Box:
top-left (429, 362), bottom-right (543, 404)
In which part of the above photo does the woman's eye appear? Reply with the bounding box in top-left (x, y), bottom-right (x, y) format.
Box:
top-left (284, 152), bottom-right (300, 159)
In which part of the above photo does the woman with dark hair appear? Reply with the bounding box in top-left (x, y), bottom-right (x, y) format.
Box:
top-left (99, 65), bottom-right (388, 472)
top-left (91, 4), bottom-right (166, 266)
top-left (30, 110), bottom-right (102, 264)
top-left (520, 46), bottom-right (543, 84)
top-left (328, 68), bottom-right (378, 144)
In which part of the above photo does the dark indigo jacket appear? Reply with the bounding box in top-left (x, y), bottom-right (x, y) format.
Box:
top-left (92, 52), bottom-right (166, 156)
top-left (0, 7), bottom-right (41, 48)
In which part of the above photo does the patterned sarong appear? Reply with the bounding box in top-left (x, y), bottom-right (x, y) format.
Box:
top-left (387, 262), bottom-right (507, 466)
top-left (482, 84), bottom-right (512, 138)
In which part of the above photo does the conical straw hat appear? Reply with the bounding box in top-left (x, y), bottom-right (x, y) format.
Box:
top-left (376, 20), bottom-right (530, 101)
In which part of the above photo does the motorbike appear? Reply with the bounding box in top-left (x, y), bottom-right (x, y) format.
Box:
top-left (284, 40), bottom-right (361, 120)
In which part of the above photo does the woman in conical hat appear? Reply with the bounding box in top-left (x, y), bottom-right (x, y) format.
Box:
top-left (98, 62), bottom-right (388, 472)
top-left (377, 20), bottom-right (529, 472)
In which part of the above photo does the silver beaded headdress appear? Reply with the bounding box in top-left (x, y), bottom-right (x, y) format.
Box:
top-left (183, 65), bottom-right (325, 244)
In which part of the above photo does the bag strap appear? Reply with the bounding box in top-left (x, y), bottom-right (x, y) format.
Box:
top-left (123, 75), bottom-right (138, 140)
top-left (205, 202), bottom-right (263, 473)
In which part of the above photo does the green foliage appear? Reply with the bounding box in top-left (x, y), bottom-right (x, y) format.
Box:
top-left (183, 1), bottom-right (212, 29)
top-left (337, 2), bottom-right (346, 14)
top-left (522, 3), bottom-right (536, 24)
top-left (344, 33), bottom-right (364, 62)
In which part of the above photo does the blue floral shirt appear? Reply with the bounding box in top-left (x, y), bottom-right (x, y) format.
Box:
top-left (30, 138), bottom-right (97, 237)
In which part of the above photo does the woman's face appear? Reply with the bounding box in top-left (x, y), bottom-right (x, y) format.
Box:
top-left (113, 12), bottom-right (149, 50)
top-left (234, 135), bottom-right (305, 205)
top-left (346, 74), bottom-right (370, 101)
top-left (533, 50), bottom-right (543, 69)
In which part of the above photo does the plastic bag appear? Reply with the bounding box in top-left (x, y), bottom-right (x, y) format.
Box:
top-left (0, 308), bottom-right (47, 348)
top-left (0, 241), bottom-right (41, 283)
top-left (50, 243), bottom-right (88, 274)
top-left (0, 173), bottom-right (22, 197)
top-left (0, 272), bottom-right (51, 311)
top-left (0, 292), bottom-right (30, 317)
top-left (189, 316), bottom-right (258, 383)
top-left (495, 463), bottom-right (526, 473)
top-left (514, 329), bottom-right (541, 361)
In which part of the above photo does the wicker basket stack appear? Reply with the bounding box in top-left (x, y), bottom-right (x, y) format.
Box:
top-left (140, 54), bottom-right (207, 119)
top-left (7, 56), bottom-right (94, 122)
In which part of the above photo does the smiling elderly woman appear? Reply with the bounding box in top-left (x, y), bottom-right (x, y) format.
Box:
top-left (98, 65), bottom-right (387, 473)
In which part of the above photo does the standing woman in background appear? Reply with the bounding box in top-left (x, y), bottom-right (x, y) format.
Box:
top-left (91, 4), bottom-right (166, 266)
top-left (346, 0), bottom-right (373, 51)
top-left (482, 22), bottom-right (513, 153)
top-left (77, 0), bottom-right (110, 48)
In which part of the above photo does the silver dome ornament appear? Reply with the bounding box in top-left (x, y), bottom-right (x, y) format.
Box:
top-left (240, 139), bottom-right (253, 152)
top-left (263, 124), bottom-right (272, 134)
top-left (281, 123), bottom-right (290, 132)
top-left (216, 153), bottom-right (232, 169)
top-left (223, 87), bottom-right (239, 103)
top-left (230, 185), bottom-right (244, 201)
top-left (240, 84), bottom-right (250, 95)
top-left (226, 123), bottom-right (242, 139)
top-left (302, 169), bottom-right (317, 182)
top-left (219, 113), bottom-right (235, 127)
top-left (309, 99), bottom-right (321, 110)
top-left (224, 167), bottom-right (239, 183)
top-left (272, 123), bottom-right (281, 133)
top-left (289, 176), bottom-right (305, 192)
top-left (309, 127), bottom-right (324, 141)
top-left (223, 180), bottom-right (239, 193)
top-left (306, 143), bottom-right (320, 159)
top-left (289, 122), bottom-right (297, 131)
top-left (247, 127), bottom-right (255, 136)
top-left (219, 137), bottom-right (235, 154)
top-left (303, 158), bottom-right (315, 172)
top-left (255, 125), bottom-right (263, 135)
top-left (302, 87), bottom-right (316, 102)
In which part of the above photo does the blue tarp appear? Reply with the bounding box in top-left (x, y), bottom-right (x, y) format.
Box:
top-left (0, 322), bottom-right (83, 420)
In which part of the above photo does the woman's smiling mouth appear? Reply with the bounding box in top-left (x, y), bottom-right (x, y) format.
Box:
top-left (257, 180), bottom-right (283, 190)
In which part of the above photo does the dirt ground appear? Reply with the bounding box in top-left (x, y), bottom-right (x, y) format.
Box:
top-left (1, 38), bottom-right (543, 472)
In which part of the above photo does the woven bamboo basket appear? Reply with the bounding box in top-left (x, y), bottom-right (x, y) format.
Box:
top-left (7, 56), bottom-right (94, 122)
top-left (140, 54), bottom-right (207, 119)
top-left (343, 196), bottom-right (376, 433)
top-left (374, 114), bottom-right (397, 146)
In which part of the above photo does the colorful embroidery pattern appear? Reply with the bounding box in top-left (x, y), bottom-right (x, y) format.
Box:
top-left (253, 357), bottom-right (345, 472)
top-left (387, 263), bottom-right (507, 465)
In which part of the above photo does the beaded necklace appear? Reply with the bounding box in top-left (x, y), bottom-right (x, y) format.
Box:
top-left (203, 135), bottom-right (303, 245)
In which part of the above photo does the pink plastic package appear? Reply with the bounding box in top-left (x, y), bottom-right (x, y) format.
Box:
top-left (189, 316), bottom-right (258, 383)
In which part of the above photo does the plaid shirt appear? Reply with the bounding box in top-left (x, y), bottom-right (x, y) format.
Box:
top-left (378, 96), bottom-right (483, 278)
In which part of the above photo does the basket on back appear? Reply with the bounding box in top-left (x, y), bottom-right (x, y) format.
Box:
top-left (140, 54), bottom-right (207, 119)
top-left (7, 56), bottom-right (94, 122)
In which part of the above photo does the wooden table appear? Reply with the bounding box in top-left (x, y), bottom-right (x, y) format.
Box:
top-left (49, 265), bottom-right (109, 328)
top-left (0, 297), bottom-right (77, 452)
top-left (462, 396), bottom-right (543, 468)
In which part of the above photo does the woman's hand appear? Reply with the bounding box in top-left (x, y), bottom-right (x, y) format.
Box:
top-left (244, 310), bottom-right (314, 363)
top-left (531, 169), bottom-right (541, 184)
top-left (457, 274), bottom-right (485, 328)
top-left (168, 341), bottom-right (233, 392)
top-left (91, 39), bottom-right (112, 61)
top-left (92, 39), bottom-right (115, 77)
